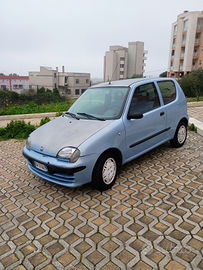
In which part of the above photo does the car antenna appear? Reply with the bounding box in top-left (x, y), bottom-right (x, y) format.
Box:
top-left (109, 62), bottom-right (119, 85)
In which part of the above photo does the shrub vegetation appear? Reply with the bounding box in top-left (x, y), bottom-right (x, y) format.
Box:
top-left (0, 120), bottom-right (35, 140)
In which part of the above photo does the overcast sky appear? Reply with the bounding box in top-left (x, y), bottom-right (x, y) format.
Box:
top-left (1, 0), bottom-right (203, 79)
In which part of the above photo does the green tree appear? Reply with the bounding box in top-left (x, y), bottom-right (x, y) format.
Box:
top-left (178, 67), bottom-right (203, 98)
top-left (131, 74), bottom-right (143, 78)
top-left (159, 71), bottom-right (167, 77)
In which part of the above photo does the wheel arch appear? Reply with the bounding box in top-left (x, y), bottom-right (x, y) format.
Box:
top-left (179, 117), bottom-right (188, 127)
top-left (92, 148), bottom-right (122, 177)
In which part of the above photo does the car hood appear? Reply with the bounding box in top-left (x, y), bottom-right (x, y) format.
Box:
top-left (29, 116), bottom-right (113, 156)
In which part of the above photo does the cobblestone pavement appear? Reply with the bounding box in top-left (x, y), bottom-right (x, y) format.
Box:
top-left (0, 131), bottom-right (203, 270)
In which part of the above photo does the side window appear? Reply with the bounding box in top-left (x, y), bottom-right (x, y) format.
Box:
top-left (157, 81), bottom-right (176, 105)
top-left (129, 83), bottom-right (160, 115)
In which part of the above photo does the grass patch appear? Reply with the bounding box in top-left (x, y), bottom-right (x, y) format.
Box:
top-left (186, 96), bottom-right (203, 102)
top-left (0, 100), bottom-right (76, 115)
top-left (188, 123), bottom-right (197, 133)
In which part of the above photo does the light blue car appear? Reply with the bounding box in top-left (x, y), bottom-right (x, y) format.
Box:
top-left (23, 78), bottom-right (188, 191)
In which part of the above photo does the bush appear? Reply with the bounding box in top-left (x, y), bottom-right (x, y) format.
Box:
top-left (40, 117), bottom-right (50, 126)
top-left (188, 123), bottom-right (197, 133)
top-left (0, 120), bottom-right (35, 140)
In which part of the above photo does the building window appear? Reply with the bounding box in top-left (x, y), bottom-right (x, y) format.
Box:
top-left (120, 64), bottom-right (124, 68)
top-left (86, 79), bottom-right (89, 84)
top-left (54, 73), bottom-right (56, 78)
top-left (66, 89), bottom-right (71, 94)
top-left (75, 89), bottom-right (80, 95)
top-left (81, 89), bottom-right (86, 94)
top-left (172, 38), bottom-right (176, 47)
top-left (199, 60), bottom-right (202, 66)
top-left (183, 19), bottom-right (188, 32)
top-left (19, 85), bottom-right (23, 89)
top-left (55, 83), bottom-right (57, 88)
top-left (120, 57), bottom-right (125, 61)
top-left (120, 71), bottom-right (124, 75)
top-left (201, 46), bottom-right (203, 52)
top-left (76, 79), bottom-right (79, 84)
top-left (173, 25), bottom-right (177, 36)
top-left (1, 85), bottom-right (6, 90)
top-left (65, 76), bottom-right (68, 84)
top-left (182, 33), bottom-right (187, 44)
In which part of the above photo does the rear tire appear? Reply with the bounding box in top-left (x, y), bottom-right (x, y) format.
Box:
top-left (170, 121), bottom-right (187, 148)
top-left (92, 152), bottom-right (118, 191)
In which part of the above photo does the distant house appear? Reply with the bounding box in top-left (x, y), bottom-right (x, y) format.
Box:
top-left (0, 75), bottom-right (29, 93)
top-left (168, 10), bottom-right (203, 78)
top-left (29, 66), bottom-right (91, 98)
top-left (104, 42), bottom-right (148, 82)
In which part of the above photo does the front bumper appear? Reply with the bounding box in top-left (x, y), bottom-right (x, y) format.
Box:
top-left (22, 146), bottom-right (96, 187)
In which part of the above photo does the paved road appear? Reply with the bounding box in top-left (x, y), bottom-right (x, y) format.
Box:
top-left (0, 129), bottom-right (203, 269)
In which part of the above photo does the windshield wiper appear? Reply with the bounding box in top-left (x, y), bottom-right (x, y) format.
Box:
top-left (77, 112), bottom-right (105, 121)
top-left (65, 112), bottom-right (80, 120)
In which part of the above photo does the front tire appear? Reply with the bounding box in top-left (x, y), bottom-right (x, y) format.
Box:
top-left (170, 121), bottom-right (187, 148)
top-left (92, 152), bottom-right (118, 191)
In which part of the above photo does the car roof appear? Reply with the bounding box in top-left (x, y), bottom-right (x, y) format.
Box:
top-left (91, 77), bottom-right (174, 88)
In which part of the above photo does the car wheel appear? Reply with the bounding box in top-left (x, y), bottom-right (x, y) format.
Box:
top-left (92, 152), bottom-right (118, 191)
top-left (170, 121), bottom-right (187, 148)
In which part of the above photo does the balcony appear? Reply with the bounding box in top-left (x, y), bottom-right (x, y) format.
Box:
top-left (180, 53), bottom-right (185, 58)
top-left (179, 66), bottom-right (183, 70)
top-left (170, 67), bottom-right (173, 71)
top-left (181, 40), bottom-right (186, 45)
top-left (171, 55), bottom-right (174, 59)
top-left (193, 52), bottom-right (199, 59)
top-left (192, 65), bottom-right (197, 70)
top-left (195, 38), bottom-right (200, 44)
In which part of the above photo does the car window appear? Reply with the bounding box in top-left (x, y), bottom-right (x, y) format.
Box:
top-left (69, 87), bottom-right (129, 119)
top-left (157, 81), bottom-right (176, 105)
top-left (129, 83), bottom-right (160, 115)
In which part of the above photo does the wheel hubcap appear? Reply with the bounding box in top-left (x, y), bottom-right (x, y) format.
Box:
top-left (102, 158), bottom-right (116, 185)
top-left (178, 125), bottom-right (186, 144)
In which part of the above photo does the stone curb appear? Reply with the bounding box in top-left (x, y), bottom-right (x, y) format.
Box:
top-left (0, 112), bottom-right (57, 121)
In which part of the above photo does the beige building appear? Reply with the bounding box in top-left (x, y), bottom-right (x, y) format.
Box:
top-left (168, 11), bottom-right (203, 78)
top-left (29, 66), bottom-right (90, 98)
top-left (104, 42), bottom-right (148, 82)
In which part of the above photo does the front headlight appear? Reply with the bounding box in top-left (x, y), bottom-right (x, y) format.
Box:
top-left (57, 147), bottom-right (80, 163)
top-left (26, 136), bottom-right (31, 149)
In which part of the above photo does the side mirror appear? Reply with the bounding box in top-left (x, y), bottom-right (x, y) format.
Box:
top-left (127, 112), bottom-right (143, 120)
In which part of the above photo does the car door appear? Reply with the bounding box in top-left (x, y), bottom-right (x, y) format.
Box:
top-left (124, 82), bottom-right (167, 160)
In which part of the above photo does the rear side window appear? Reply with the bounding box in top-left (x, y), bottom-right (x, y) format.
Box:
top-left (157, 81), bottom-right (176, 105)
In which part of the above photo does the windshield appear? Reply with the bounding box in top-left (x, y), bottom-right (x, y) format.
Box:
top-left (68, 87), bottom-right (129, 120)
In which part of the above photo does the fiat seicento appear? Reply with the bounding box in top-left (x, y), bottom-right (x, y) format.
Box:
top-left (23, 78), bottom-right (188, 191)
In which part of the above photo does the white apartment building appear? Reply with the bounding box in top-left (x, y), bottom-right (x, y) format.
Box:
top-left (29, 66), bottom-right (90, 98)
top-left (0, 75), bottom-right (29, 93)
top-left (168, 10), bottom-right (203, 78)
top-left (104, 42), bottom-right (148, 82)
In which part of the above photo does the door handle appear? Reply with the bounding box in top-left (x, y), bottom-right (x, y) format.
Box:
top-left (160, 112), bottom-right (165, 116)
